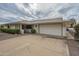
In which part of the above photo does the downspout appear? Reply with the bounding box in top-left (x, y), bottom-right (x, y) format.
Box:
top-left (38, 24), bottom-right (40, 34)
top-left (62, 23), bottom-right (63, 36)
top-left (61, 19), bottom-right (63, 36)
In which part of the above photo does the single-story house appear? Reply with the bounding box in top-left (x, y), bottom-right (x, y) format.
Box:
top-left (0, 18), bottom-right (74, 37)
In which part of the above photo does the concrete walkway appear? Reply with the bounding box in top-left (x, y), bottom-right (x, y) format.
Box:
top-left (0, 33), bottom-right (68, 56)
top-left (66, 31), bottom-right (74, 40)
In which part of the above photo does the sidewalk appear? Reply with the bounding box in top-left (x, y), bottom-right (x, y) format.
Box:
top-left (66, 31), bottom-right (79, 56)
top-left (68, 40), bottom-right (79, 56)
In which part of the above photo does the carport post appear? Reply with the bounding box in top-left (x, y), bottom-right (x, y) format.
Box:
top-left (19, 24), bottom-right (24, 34)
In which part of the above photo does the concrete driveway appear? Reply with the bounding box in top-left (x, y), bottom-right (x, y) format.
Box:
top-left (0, 33), bottom-right (68, 56)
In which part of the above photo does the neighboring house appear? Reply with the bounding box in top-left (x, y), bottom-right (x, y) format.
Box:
top-left (0, 18), bottom-right (74, 37)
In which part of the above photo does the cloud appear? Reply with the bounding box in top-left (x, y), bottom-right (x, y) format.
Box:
top-left (0, 3), bottom-right (79, 24)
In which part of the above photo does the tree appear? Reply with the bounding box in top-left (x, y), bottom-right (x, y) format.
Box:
top-left (70, 19), bottom-right (76, 28)
top-left (74, 24), bottom-right (79, 38)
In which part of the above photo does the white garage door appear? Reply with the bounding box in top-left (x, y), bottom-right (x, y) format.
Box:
top-left (39, 24), bottom-right (62, 36)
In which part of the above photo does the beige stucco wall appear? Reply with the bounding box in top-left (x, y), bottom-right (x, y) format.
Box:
top-left (15, 24), bottom-right (20, 29)
top-left (3, 25), bottom-right (8, 29)
top-left (63, 26), bottom-right (67, 36)
top-left (9, 25), bottom-right (15, 29)
top-left (1, 24), bottom-right (20, 29)
top-left (0, 25), bottom-right (8, 29)
top-left (0, 22), bottom-right (68, 37)
top-left (33, 24), bottom-right (39, 33)
top-left (10, 24), bottom-right (21, 29)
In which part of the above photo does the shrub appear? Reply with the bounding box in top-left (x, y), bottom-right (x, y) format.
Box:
top-left (74, 24), bottom-right (79, 32)
top-left (31, 29), bottom-right (36, 33)
top-left (74, 24), bottom-right (79, 38)
top-left (0, 28), bottom-right (20, 34)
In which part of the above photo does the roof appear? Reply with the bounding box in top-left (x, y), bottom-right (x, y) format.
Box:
top-left (2, 18), bottom-right (74, 25)
top-left (17, 18), bottom-right (74, 24)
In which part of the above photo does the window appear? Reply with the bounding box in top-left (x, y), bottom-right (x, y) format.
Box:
top-left (26, 25), bottom-right (32, 29)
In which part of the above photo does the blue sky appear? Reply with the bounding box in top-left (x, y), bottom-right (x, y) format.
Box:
top-left (0, 3), bottom-right (79, 24)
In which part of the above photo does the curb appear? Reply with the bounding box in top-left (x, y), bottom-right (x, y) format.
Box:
top-left (66, 40), bottom-right (70, 56)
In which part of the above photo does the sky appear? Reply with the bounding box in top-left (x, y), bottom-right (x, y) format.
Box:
top-left (0, 3), bottom-right (79, 24)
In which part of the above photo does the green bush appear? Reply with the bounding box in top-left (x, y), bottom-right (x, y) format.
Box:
top-left (31, 29), bottom-right (36, 33)
top-left (74, 24), bottom-right (79, 38)
top-left (74, 24), bottom-right (79, 32)
top-left (0, 28), bottom-right (20, 34)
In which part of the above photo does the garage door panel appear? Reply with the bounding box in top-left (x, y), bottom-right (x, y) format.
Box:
top-left (39, 24), bottom-right (62, 36)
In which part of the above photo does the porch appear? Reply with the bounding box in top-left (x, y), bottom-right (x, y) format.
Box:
top-left (21, 24), bottom-right (32, 33)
